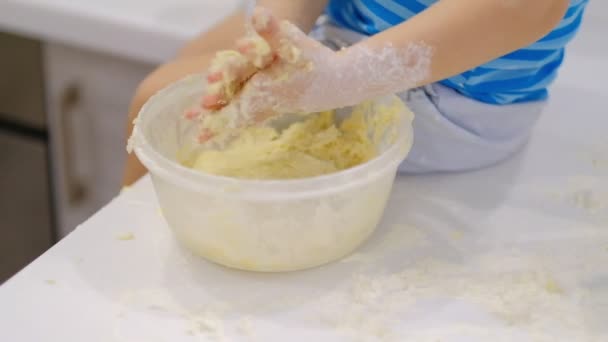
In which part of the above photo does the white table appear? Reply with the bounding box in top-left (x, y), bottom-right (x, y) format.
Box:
top-left (2, 5), bottom-right (608, 342)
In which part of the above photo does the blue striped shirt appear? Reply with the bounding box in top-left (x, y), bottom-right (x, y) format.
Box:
top-left (327, 0), bottom-right (589, 104)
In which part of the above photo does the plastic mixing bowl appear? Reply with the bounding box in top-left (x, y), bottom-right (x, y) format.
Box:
top-left (130, 74), bottom-right (414, 272)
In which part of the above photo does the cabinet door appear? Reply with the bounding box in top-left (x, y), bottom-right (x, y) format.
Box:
top-left (0, 32), bottom-right (46, 129)
top-left (44, 43), bottom-right (154, 237)
top-left (0, 131), bottom-right (53, 283)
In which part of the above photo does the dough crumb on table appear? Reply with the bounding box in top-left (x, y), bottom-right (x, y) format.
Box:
top-left (116, 232), bottom-right (135, 241)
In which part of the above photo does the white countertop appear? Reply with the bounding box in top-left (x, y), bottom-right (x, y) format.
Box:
top-left (0, 0), bottom-right (244, 64)
top-left (1, 4), bottom-right (608, 342)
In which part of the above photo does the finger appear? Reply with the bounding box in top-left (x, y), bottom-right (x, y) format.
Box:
top-left (251, 7), bottom-right (285, 52)
top-left (203, 71), bottom-right (258, 110)
top-left (184, 108), bottom-right (202, 120)
top-left (204, 51), bottom-right (256, 109)
top-left (251, 7), bottom-right (280, 41)
top-left (252, 9), bottom-right (309, 66)
top-left (197, 128), bottom-right (215, 143)
top-left (207, 51), bottom-right (250, 85)
top-left (201, 92), bottom-right (225, 110)
top-left (236, 35), bottom-right (275, 69)
top-left (206, 71), bottom-right (223, 83)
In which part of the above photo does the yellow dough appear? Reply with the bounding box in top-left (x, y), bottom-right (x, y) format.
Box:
top-left (191, 110), bottom-right (379, 180)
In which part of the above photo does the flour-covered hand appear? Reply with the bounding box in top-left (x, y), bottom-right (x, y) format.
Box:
top-left (197, 7), bottom-right (432, 137)
top-left (202, 7), bottom-right (345, 121)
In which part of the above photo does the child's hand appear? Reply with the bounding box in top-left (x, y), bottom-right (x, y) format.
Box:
top-left (201, 8), bottom-right (344, 122)
top-left (195, 7), bottom-right (431, 143)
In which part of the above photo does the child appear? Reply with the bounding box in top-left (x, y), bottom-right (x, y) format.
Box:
top-left (123, 0), bottom-right (587, 185)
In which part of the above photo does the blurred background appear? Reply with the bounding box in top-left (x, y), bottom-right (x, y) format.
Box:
top-left (0, 0), bottom-right (605, 283)
top-left (0, 0), bottom-right (245, 282)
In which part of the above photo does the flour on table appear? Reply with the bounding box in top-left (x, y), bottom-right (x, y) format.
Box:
top-left (236, 316), bottom-right (255, 337)
top-left (546, 175), bottom-right (608, 214)
top-left (312, 254), bottom-right (590, 341)
top-left (568, 189), bottom-right (607, 213)
top-left (592, 157), bottom-right (608, 170)
top-left (188, 311), bottom-right (226, 341)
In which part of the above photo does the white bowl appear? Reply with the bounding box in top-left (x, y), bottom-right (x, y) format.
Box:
top-left (130, 75), bottom-right (414, 272)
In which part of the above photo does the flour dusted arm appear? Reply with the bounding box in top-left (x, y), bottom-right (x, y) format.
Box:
top-left (202, 0), bottom-right (568, 120)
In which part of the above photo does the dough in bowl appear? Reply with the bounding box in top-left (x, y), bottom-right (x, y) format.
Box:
top-left (190, 106), bottom-right (397, 180)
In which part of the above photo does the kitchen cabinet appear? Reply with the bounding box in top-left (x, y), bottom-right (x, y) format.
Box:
top-left (43, 43), bottom-right (154, 236)
top-left (0, 132), bottom-right (53, 283)
top-left (0, 0), bottom-right (245, 280)
top-left (0, 32), bottom-right (53, 283)
top-left (1, 31), bottom-right (156, 280)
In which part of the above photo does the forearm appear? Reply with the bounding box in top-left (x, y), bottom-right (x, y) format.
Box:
top-left (179, 0), bottom-right (327, 58)
top-left (340, 0), bottom-right (569, 97)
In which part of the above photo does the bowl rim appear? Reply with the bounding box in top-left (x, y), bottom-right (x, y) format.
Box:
top-left (131, 74), bottom-right (413, 199)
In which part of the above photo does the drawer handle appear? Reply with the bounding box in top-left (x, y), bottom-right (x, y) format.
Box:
top-left (59, 84), bottom-right (87, 205)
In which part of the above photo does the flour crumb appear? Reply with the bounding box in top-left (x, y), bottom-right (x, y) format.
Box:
top-left (116, 232), bottom-right (135, 241)
top-left (45, 279), bottom-right (56, 285)
top-left (591, 158), bottom-right (608, 170)
top-left (189, 312), bottom-right (225, 340)
top-left (544, 277), bottom-right (564, 295)
top-left (236, 316), bottom-right (255, 336)
top-left (451, 230), bottom-right (464, 240)
top-left (549, 181), bottom-right (608, 214)
top-left (567, 189), bottom-right (607, 214)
